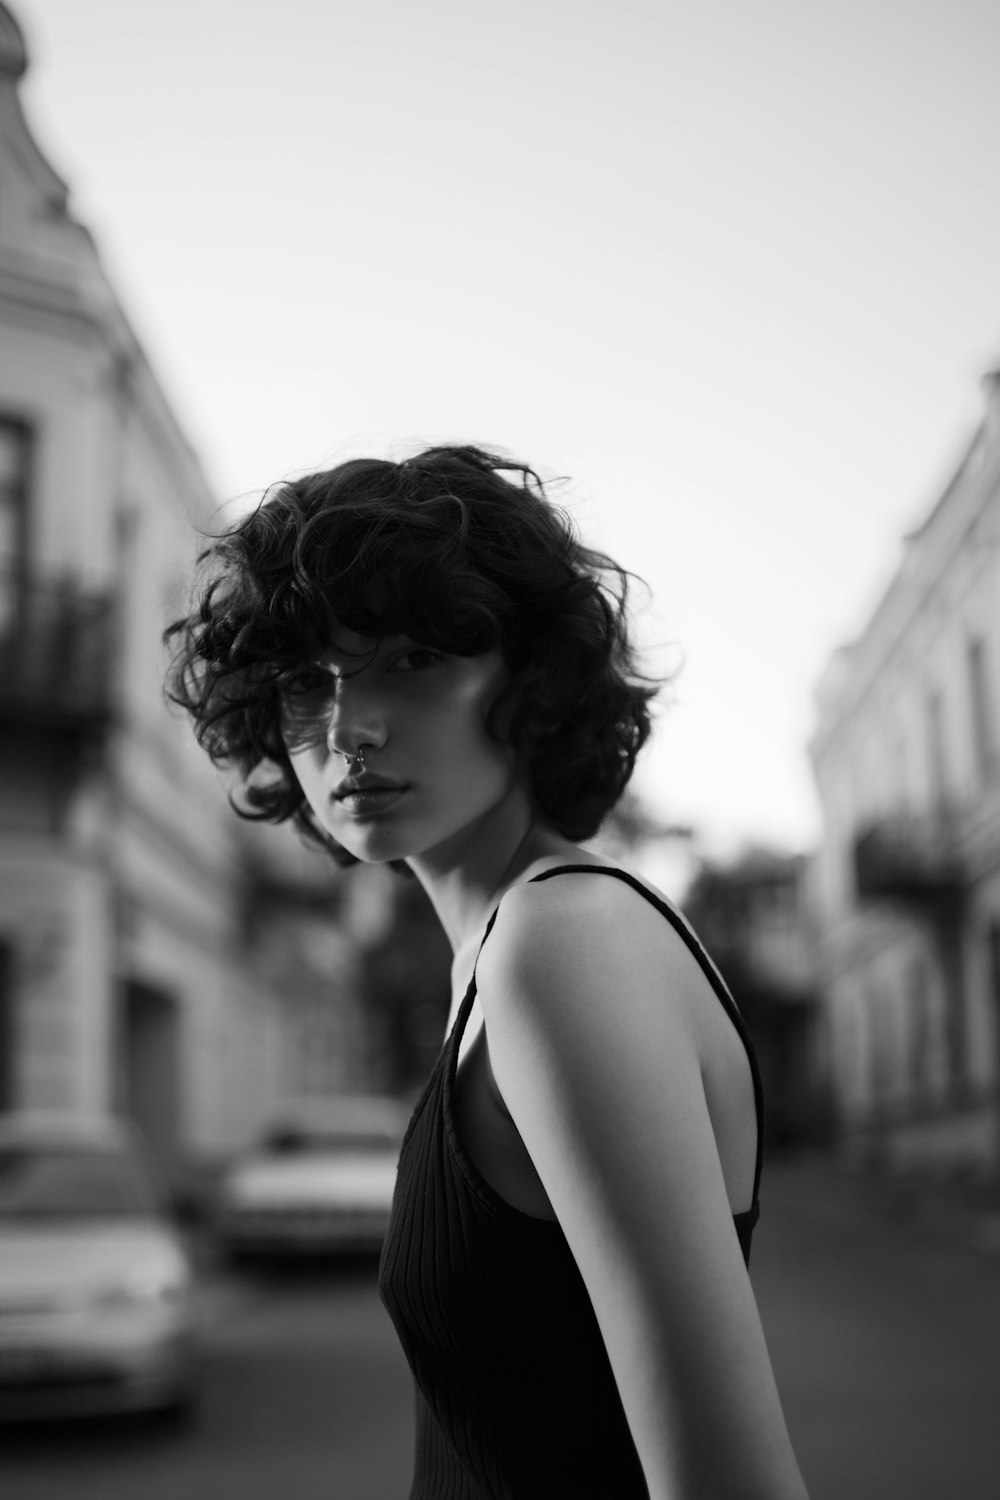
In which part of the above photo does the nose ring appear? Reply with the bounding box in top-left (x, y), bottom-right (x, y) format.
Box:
top-left (326, 728), bottom-right (366, 774)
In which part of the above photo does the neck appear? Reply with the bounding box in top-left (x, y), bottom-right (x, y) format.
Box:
top-left (406, 789), bottom-right (563, 954)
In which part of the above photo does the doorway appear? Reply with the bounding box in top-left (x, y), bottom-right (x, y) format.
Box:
top-left (121, 978), bottom-right (181, 1184)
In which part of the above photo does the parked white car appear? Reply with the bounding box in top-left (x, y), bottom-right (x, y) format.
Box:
top-left (216, 1095), bottom-right (410, 1260)
top-left (0, 1112), bottom-right (198, 1421)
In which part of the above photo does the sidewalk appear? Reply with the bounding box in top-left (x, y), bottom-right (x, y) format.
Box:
top-left (763, 1148), bottom-right (1000, 1257)
top-left (752, 1152), bottom-right (1000, 1500)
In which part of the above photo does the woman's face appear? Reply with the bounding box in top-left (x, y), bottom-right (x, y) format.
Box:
top-left (280, 627), bottom-right (523, 867)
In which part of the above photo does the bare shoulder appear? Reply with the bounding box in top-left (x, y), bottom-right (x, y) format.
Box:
top-left (474, 865), bottom-right (756, 1211)
top-left (473, 870), bottom-right (806, 1498)
top-left (485, 865), bottom-right (683, 961)
top-left (477, 867), bottom-right (711, 1046)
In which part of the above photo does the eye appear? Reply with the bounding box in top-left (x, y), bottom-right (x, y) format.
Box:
top-left (278, 665), bottom-right (334, 700)
top-left (388, 648), bottom-right (445, 672)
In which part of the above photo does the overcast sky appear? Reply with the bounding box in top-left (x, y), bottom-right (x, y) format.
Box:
top-left (13, 0), bottom-right (1000, 858)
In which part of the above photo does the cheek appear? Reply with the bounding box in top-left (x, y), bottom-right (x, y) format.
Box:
top-left (462, 656), bottom-right (510, 725)
top-left (444, 675), bottom-right (506, 754)
top-left (287, 745), bottom-right (327, 812)
top-left (481, 680), bottom-right (517, 747)
top-left (476, 673), bottom-right (520, 765)
top-left (452, 680), bottom-right (518, 782)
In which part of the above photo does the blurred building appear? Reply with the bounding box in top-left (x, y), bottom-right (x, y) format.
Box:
top-left (809, 369), bottom-right (1000, 1174)
top-left (684, 850), bottom-right (829, 1147)
top-left (0, 4), bottom-right (384, 1190)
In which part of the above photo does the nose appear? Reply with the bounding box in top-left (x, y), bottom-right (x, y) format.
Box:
top-left (322, 677), bottom-right (387, 760)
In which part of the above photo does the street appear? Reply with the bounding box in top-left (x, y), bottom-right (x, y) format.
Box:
top-left (753, 1158), bottom-right (1000, 1500)
top-left (0, 1256), bottom-right (414, 1500)
top-left (0, 1158), bottom-right (997, 1499)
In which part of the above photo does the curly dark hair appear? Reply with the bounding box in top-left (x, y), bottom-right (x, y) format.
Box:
top-left (164, 444), bottom-right (659, 863)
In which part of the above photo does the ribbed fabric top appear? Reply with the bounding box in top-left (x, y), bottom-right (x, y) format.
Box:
top-left (378, 865), bottom-right (764, 1500)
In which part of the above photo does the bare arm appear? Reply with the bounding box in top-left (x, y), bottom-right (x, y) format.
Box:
top-left (477, 875), bottom-right (810, 1500)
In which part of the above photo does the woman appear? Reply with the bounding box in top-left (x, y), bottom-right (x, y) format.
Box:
top-left (166, 445), bottom-right (809, 1499)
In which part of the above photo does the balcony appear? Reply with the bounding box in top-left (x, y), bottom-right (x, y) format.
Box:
top-left (0, 571), bottom-right (115, 736)
top-left (853, 813), bottom-right (964, 906)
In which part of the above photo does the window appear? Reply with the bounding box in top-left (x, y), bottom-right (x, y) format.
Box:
top-left (907, 956), bottom-right (931, 1104)
top-left (967, 636), bottom-right (997, 784)
top-left (0, 942), bottom-right (12, 1112)
top-left (0, 417), bottom-right (30, 633)
top-left (925, 688), bottom-right (948, 811)
top-left (891, 726), bottom-right (911, 817)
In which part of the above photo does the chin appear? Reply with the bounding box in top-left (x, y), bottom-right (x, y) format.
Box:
top-left (327, 824), bottom-right (417, 867)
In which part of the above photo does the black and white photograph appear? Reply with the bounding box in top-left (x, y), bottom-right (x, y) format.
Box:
top-left (0, 3), bottom-right (998, 1497)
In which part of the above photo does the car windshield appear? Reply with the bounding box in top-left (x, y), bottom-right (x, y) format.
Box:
top-left (0, 1144), bottom-right (162, 1220)
top-left (261, 1126), bottom-right (399, 1155)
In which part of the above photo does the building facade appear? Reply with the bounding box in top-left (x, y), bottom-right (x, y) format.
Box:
top-left (809, 371), bottom-right (1000, 1173)
top-left (0, 4), bottom-right (376, 1188)
top-left (684, 849), bottom-right (829, 1149)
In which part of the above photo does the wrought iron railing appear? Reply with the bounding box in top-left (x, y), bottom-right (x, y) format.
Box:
top-left (853, 812), bottom-right (963, 904)
top-left (0, 571), bottom-right (115, 730)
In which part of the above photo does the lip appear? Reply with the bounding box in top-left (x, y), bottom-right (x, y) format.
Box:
top-left (333, 780), bottom-right (410, 818)
top-left (333, 774), bottom-right (407, 800)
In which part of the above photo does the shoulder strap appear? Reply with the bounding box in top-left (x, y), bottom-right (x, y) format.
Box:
top-left (522, 864), bottom-right (766, 1207)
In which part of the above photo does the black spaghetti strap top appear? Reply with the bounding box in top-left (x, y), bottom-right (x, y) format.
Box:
top-left (378, 865), bottom-right (765, 1500)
